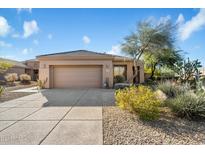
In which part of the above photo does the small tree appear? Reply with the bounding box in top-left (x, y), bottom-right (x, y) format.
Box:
top-left (0, 61), bottom-right (13, 74)
top-left (144, 49), bottom-right (182, 79)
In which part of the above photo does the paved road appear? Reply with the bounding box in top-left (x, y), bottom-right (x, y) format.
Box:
top-left (0, 88), bottom-right (115, 144)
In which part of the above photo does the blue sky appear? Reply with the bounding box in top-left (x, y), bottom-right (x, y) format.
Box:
top-left (0, 8), bottom-right (204, 65)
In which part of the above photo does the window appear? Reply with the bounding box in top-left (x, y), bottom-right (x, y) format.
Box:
top-left (113, 65), bottom-right (127, 80)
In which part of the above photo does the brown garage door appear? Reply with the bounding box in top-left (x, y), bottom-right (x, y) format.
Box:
top-left (53, 65), bottom-right (102, 88)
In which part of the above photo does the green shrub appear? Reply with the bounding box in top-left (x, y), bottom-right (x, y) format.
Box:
top-left (4, 73), bottom-right (18, 83)
top-left (157, 81), bottom-right (190, 98)
top-left (168, 92), bottom-right (205, 120)
top-left (0, 86), bottom-right (4, 97)
top-left (115, 86), bottom-right (161, 120)
top-left (201, 77), bottom-right (205, 86)
top-left (114, 75), bottom-right (125, 83)
top-left (19, 74), bottom-right (31, 84)
top-left (144, 79), bottom-right (157, 88)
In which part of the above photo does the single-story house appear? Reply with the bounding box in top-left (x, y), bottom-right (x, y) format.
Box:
top-left (0, 58), bottom-right (28, 81)
top-left (24, 59), bottom-right (39, 81)
top-left (0, 58), bottom-right (39, 81)
top-left (37, 50), bottom-right (144, 88)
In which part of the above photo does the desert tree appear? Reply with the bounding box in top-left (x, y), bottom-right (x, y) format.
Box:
top-left (144, 48), bottom-right (182, 79)
top-left (0, 61), bottom-right (13, 74)
top-left (121, 19), bottom-right (176, 82)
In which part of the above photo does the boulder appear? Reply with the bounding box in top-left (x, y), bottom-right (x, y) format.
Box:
top-left (155, 89), bottom-right (167, 101)
top-left (114, 83), bottom-right (131, 90)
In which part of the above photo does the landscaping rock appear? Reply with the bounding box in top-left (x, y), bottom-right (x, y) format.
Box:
top-left (103, 106), bottom-right (205, 144)
top-left (155, 89), bottom-right (167, 102)
top-left (114, 83), bottom-right (131, 90)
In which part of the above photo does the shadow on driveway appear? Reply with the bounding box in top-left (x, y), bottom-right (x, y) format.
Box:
top-left (41, 88), bottom-right (115, 107)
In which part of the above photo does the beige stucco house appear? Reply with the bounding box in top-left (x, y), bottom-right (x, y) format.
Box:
top-left (0, 58), bottom-right (28, 81)
top-left (0, 58), bottom-right (39, 82)
top-left (24, 59), bottom-right (39, 81)
top-left (37, 50), bottom-right (144, 88)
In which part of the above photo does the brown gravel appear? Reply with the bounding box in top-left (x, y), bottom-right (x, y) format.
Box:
top-left (3, 81), bottom-right (37, 91)
top-left (0, 92), bottom-right (35, 103)
top-left (103, 106), bottom-right (205, 145)
top-left (0, 82), bottom-right (37, 103)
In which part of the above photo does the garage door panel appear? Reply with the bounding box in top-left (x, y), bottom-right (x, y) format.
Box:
top-left (53, 66), bottom-right (102, 88)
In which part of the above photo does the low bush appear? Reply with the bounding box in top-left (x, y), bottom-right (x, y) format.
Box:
top-left (115, 85), bottom-right (161, 120)
top-left (157, 81), bottom-right (190, 98)
top-left (0, 86), bottom-right (4, 97)
top-left (4, 73), bottom-right (18, 84)
top-left (114, 75), bottom-right (125, 83)
top-left (37, 78), bottom-right (48, 89)
top-left (19, 74), bottom-right (31, 84)
top-left (168, 92), bottom-right (205, 120)
top-left (144, 79), bottom-right (157, 86)
top-left (201, 77), bottom-right (205, 86)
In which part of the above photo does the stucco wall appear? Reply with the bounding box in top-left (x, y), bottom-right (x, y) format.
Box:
top-left (38, 59), bottom-right (144, 88)
top-left (137, 61), bottom-right (145, 83)
top-left (113, 61), bottom-right (144, 83)
top-left (39, 60), bottom-right (113, 88)
top-left (25, 61), bottom-right (39, 70)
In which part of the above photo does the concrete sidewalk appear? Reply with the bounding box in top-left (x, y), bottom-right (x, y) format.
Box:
top-left (0, 89), bottom-right (114, 144)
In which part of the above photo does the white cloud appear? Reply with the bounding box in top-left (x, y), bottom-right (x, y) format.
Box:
top-left (21, 48), bottom-right (32, 55)
top-left (145, 15), bottom-right (171, 26)
top-left (0, 55), bottom-right (16, 60)
top-left (107, 44), bottom-right (122, 55)
top-left (11, 33), bottom-right (20, 38)
top-left (176, 14), bottom-right (185, 25)
top-left (23, 20), bottom-right (39, 38)
top-left (178, 9), bottom-right (205, 41)
top-left (48, 34), bottom-right (53, 40)
top-left (33, 39), bottom-right (39, 45)
top-left (0, 16), bottom-right (11, 37)
top-left (145, 16), bottom-right (156, 23)
top-left (17, 8), bottom-right (32, 14)
top-left (82, 35), bottom-right (91, 44)
top-left (194, 45), bottom-right (201, 49)
top-left (158, 15), bottom-right (171, 24)
top-left (0, 41), bottom-right (12, 47)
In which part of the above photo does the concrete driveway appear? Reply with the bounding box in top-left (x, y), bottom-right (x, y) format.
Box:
top-left (0, 88), bottom-right (115, 145)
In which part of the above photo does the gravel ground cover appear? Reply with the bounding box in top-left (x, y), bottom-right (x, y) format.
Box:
top-left (103, 106), bottom-right (205, 145)
top-left (2, 81), bottom-right (37, 91)
top-left (0, 92), bottom-right (35, 103)
top-left (0, 82), bottom-right (37, 103)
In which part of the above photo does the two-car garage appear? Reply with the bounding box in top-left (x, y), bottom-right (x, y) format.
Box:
top-left (53, 65), bottom-right (102, 88)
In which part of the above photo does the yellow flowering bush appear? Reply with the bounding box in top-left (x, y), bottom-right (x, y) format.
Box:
top-left (115, 86), bottom-right (161, 120)
top-left (0, 86), bottom-right (4, 97)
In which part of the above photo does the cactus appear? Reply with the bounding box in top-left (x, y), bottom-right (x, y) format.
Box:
top-left (174, 58), bottom-right (202, 83)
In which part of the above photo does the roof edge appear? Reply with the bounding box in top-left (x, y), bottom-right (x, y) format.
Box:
top-left (36, 50), bottom-right (133, 60)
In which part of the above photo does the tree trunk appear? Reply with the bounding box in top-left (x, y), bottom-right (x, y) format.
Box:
top-left (150, 63), bottom-right (157, 79)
